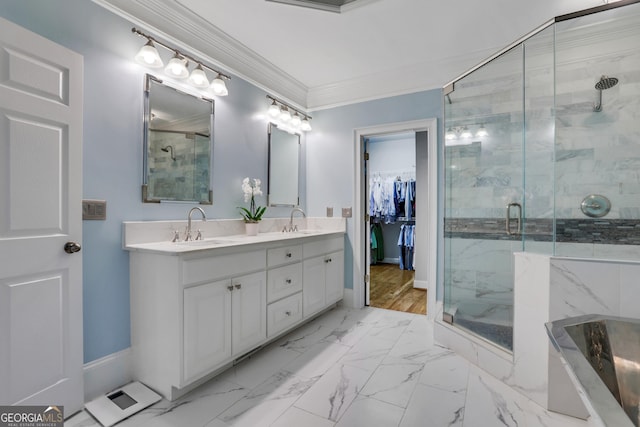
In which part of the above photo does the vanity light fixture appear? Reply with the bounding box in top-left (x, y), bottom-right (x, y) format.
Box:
top-left (279, 106), bottom-right (292, 123)
top-left (265, 95), bottom-right (312, 133)
top-left (475, 124), bottom-right (488, 137)
top-left (165, 53), bottom-right (189, 79)
top-left (132, 28), bottom-right (231, 96)
top-left (268, 99), bottom-right (280, 118)
top-left (446, 124), bottom-right (489, 141)
top-left (445, 128), bottom-right (456, 140)
top-left (300, 117), bottom-right (312, 132)
top-left (210, 74), bottom-right (228, 96)
top-left (188, 64), bottom-right (210, 88)
top-left (134, 40), bottom-right (163, 68)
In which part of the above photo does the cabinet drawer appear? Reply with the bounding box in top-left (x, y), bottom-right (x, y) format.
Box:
top-left (303, 236), bottom-right (344, 259)
top-left (267, 245), bottom-right (302, 268)
top-left (267, 292), bottom-right (302, 338)
top-left (267, 263), bottom-right (302, 303)
top-left (182, 250), bottom-right (265, 285)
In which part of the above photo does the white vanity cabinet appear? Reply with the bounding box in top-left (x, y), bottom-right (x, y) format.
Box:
top-left (130, 248), bottom-right (266, 399)
top-left (266, 245), bottom-right (303, 337)
top-left (302, 236), bottom-right (344, 318)
top-left (183, 270), bottom-right (267, 383)
top-left (127, 230), bottom-right (344, 401)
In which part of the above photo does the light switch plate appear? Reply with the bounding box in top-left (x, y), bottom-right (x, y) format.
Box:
top-left (326, 207), bottom-right (333, 217)
top-left (342, 207), bottom-right (352, 218)
top-left (83, 199), bottom-right (107, 220)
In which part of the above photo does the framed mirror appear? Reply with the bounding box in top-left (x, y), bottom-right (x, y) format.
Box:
top-left (142, 74), bottom-right (214, 204)
top-left (268, 123), bottom-right (300, 206)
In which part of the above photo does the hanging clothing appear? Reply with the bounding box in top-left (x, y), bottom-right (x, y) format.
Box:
top-left (370, 223), bottom-right (384, 264)
top-left (397, 224), bottom-right (415, 271)
top-left (370, 174), bottom-right (414, 223)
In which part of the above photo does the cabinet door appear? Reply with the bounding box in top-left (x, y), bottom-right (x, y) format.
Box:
top-left (183, 280), bottom-right (232, 383)
top-left (231, 271), bottom-right (267, 356)
top-left (325, 250), bottom-right (344, 305)
top-left (303, 256), bottom-right (327, 317)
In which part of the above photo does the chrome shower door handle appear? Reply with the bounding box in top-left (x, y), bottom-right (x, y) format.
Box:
top-left (506, 202), bottom-right (522, 235)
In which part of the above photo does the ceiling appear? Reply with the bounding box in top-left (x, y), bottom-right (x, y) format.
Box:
top-left (97, 0), bottom-right (607, 110)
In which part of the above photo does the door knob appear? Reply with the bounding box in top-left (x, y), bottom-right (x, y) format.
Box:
top-left (64, 241), bottom-right (81, 254)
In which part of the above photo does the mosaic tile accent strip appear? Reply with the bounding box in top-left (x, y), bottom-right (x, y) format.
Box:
top-left (445, 218), bottom-right (640, 245)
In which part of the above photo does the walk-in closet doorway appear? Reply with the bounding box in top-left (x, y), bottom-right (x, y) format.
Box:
top-left (365, 132), bottom-right (426, 314)
top-left (352, 118), bottom-right (438, 320)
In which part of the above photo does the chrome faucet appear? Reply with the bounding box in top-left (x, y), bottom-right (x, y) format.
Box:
top-left (185, 207), bottom-right (207, 241)
top-left (285, 207), bottom-right (306, 232)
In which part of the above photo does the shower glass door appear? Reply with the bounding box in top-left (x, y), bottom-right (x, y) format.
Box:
top-left (443, 46), bottom-right (525, 351)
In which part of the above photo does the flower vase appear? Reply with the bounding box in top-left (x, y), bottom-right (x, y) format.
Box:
top-left (245, 222), bottom-right (259, 236)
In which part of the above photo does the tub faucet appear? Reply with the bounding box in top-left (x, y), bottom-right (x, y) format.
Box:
top-left (285, 207), bottom-right (306, 232)
top-left (185, 207), bottom-right (207, 241)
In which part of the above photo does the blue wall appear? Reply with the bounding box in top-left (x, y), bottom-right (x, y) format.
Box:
top-left (306, 92), bottom-right (443, 289)
top-left (0, 1), bottom-right (442, 364)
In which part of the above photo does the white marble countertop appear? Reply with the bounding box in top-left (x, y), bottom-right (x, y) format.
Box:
top-left (122, 217), bottom-right (346, 255)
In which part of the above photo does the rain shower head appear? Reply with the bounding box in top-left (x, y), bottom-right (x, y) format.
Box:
top-left (595, 75), bottom-right (618, 91)
top-left (594, 75), bottom-right (618, 112)
top-left (161, 145), bottom-right (176, 161)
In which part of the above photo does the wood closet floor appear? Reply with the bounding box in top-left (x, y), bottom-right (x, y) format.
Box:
top-left (369, 263), bottom-right (426, 315)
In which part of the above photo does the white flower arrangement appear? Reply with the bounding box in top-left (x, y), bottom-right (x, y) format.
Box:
top-left (239, 177), bottom-right (266, 222)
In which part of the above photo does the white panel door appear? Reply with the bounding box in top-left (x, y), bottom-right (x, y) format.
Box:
top-left (231, 271), bottom-right (266, 356)
top-left (0, 16), bottom-right (84, 415)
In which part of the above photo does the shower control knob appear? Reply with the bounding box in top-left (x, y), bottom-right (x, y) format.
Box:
top-left (64, 241), bottom-right (82, 254)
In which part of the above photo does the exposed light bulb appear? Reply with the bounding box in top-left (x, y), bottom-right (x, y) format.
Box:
top-left (210, 74), bottom-right (228, 96)
top-left (134, 40), bottom-right (163, 68)
top-left (279, 107), bottom-right (291, 122)
top-left (460, 126), bottom-right (472, 138)
top-left (188, 64), bottom-right (209, 88)
top-left (445, 128), bottom-right (456, 140)
top-left (164, 54), bottom-right (188, 79)
top-left (300, 117), bottom-right (312, 132)
top-left (476, 125), bottom-right (488, 137)
top-left (268, 101), bottom-right (280, 118)
top-left (290, 112), bottom-right (302, 128)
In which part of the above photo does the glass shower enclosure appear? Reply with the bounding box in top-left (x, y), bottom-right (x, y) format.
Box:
top-left (443, 0), bottom-right (640, 351)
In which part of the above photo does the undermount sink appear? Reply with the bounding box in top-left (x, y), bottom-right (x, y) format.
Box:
top-left (546, 315), bottom-right (640, 427)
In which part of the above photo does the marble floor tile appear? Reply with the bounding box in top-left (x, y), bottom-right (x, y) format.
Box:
top-left (463, 368), bottom-right (529, 427)
top-left (217, 341), bottom-right (301, 389)
top-left (419, 350), bottom-right (470, 393)
top-left (294, 363), bottom-right (374, 422)
top-left (282, 340), bottom-right (351, 379)
top-left (339, 334), bottom-right (395, 371)
top-left (334, 396), bottom-right (405, 427)
top-left (359, 358), bottom-right (424, 408)
top-left (216, 371), bottom-right (316, 427)
top-left (400, 383), bottom-right (465, 427)
top-left (271, 407), bottom-right (334, 427)
top-left (65, 305), bottom-right (593, 427)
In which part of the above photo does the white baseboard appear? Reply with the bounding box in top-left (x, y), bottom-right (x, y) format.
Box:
top-left (380, 258), bottom-right (399, 265)
top-left (83, 348), bottom-right (132, 402)
top-left (414, 279), bottom-right (427, 290)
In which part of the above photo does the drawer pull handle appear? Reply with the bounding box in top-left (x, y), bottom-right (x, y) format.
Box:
top-left (325, 258), bottom-right (332, 263)
top-left (286, 252), bottom-right (292, 258)
top-left (286, 278), bottom-right (292, 284)
top-left (227, 285), bottom-right (234, 291)
top-left (285, 311), bottom-right (292, 316)
top-left (235, 284), bottom-right (242, 290)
